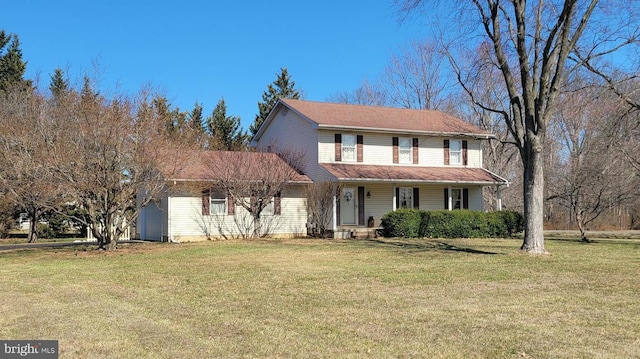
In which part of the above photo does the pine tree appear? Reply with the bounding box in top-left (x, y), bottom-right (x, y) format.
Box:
top-left (188, 102), bottom-right (209, 148)
top-left (49, 68), bottom-right (69, 99)
top-left (249, 67), bottom-right (301, 137)
top-left (80, 75), bottom-right (99, 103)
top-left (188, 102), bottom-right (205, 132)
top-left (207, 98), bottom-right (248, 150)
top-left (0, 31), bottom-right (30, 93)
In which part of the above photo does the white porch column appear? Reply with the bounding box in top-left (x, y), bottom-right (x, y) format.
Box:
top-left (496, 185), bottom-right (503, 211)
top-left (332, 194), bottom-right (337, 231)
top-left (392, 186), bottom-right (397, 211)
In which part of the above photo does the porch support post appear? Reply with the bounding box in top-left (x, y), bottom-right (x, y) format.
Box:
top-left (332, 194), bottom-right (337, 231)
top-left (496, 185), bottom-right (503, 211)
top-left (392, 186), bottom-right (397, 211)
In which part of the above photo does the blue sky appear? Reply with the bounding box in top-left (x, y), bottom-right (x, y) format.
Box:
top-left (2, 0), bottom-right (426, 130)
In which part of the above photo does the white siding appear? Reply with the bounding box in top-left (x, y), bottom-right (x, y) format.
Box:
top-left (335, 183), bottom-right (486, 228)
top-left (319, 130), bottom-right (483, 168)
top-left (137, 188), bottom-right (168, 241)
top-left (256, 108), bottom-right (321, 180)
top-left (166, 185), bottom-right (308, 241)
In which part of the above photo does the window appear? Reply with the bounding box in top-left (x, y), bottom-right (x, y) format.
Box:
top-left (210, 189), bottom-right (227, 215)
top-left (398, 137), bottom-right (412, 164)
top-left (398, 187), bottom-right (413, 209)
top-left (342, 134), bottom-right (356, 161)
top-left (450, 140), bottom-right (462, 165)
top-left (451, 188), bottom-right (462, 210)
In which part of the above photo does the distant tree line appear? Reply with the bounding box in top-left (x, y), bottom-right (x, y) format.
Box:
top-left (0, 28), bottom-right (303, 247)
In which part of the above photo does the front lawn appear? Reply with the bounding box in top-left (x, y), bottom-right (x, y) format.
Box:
top-left (0, 237), bottom-right (638, 358)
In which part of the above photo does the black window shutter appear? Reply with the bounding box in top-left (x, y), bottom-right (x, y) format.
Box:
top-left (358, 186), bottom-right (365, 225)
top-left (335, 134), bottom-right (342, 162)
top-left (202, 189), bottom-right (210, 216)
top-left (392, 137), bottom-right (399, 164)
top-left (443, 140), bottom-right (450, 165)
top-left (395, 187), bottom-right (400, 209)
top-left (462, 140), bottom-right (468, 165)
top-left (413, 188), bottom-right (419, 209)
top-left (463, 188), bottom-right (469, 209)
top-left (444, 188), bottom-right (449, 210)
top-left (227, 193), bottom-right (235, 215)
top-left (274, 191), bottom-right (282, 215)
top-left (357, 135), bottom-right (363, 162)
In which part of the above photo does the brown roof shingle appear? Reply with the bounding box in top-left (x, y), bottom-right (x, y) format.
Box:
top-left (321, 163), bottom-right (507, 185)
top-left (165, 151), bottom-right (311, 183)
top-left (280, 98), bottom-right (492, 137)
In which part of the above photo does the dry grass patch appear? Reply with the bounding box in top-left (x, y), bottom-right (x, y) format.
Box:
top-left (0, 237), bottom-right (638, 358)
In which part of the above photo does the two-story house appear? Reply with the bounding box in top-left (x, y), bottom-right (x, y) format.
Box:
top-left (252, 99), bottom-right (508, 237)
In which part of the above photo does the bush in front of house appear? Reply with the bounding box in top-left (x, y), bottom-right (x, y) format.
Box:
top-left (381, 209), bottom-right (523, 238)
top-left (380, 208), bottom-right (421, 238)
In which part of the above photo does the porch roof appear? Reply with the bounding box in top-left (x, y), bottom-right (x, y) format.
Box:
top-left (320, 163), bottom-right (508, 185)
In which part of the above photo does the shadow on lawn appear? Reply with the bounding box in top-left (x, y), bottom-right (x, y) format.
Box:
top-left (363, 238), bottom-right (500, 255)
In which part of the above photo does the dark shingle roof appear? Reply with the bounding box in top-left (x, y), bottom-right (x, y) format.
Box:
top-left (280, 98), bottom-right (492, 137)
top-left (165, 151), bottom-right (311, 183)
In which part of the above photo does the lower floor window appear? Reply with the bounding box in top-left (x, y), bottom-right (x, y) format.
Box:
top-left (399, 187), bottom-right (413, 209)
top-left (451, 188), bottom-right (462, 210)
top-left (210, 190), bottom-right (227, 214)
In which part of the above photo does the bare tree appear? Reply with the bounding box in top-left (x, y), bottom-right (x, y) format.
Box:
top-left (306, 181), bottom-right (341, 238)
top-left (548, 83), bottom-right (637, 241)
top-left (327, 78), bottom-right (388, 106)
top-left (328, 40), bottom-right (451, 109)
top-left (0, 86), bottom-right (63, 242)
top-left (397, 0), bottom-right (639, 254)
top-left (203, 150), bottom-right (308, 239)
top-left (48, 83), bottom-right (188, 250)
top-left (383, 40), bottom-right (452, 110)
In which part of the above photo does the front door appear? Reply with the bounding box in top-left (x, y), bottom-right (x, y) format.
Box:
top-left (341, 188), bottom-right (356, 225)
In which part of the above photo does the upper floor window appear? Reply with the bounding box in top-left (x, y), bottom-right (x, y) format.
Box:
top-left (398, 137), bottom-right (412, 164)
top-left (444, 139), bottom-right (467, 166)
top-left (450, 140), bottom-right (462, 165)
top-left (342, 134), bottom-right (356, 162)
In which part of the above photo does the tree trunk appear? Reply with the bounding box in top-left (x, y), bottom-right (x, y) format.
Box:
top-left (520, 138), bottom-right (548, 254)
top-left (576, 211), bottom-right (590, 243)
top-left (27, 209), bottom-right (38, 243)
top-left (252, 215), bottom-right (261, 239)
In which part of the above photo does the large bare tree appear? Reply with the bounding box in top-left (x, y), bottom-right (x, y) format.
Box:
top-left (48, 83), bottom-right (188, 250)
top-left (548, 82), bottom-right (637, 240)
top-left (0, 87), bottom-right (63, 242)
top-left (397, 0), bottom-right (639, 253)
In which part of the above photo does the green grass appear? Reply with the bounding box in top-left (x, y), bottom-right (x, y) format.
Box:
top-left (0, 236), bottom-right (639, 358)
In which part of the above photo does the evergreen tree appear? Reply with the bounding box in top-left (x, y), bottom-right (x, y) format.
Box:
top-left (207, 98), bottom-right (248, 150)
top-left (0, 30), bottom-right (30, 93)
top-left (188, 102), bottom-right (208, 148)
top-left (249, 67), bottom-right (300, 137)
top-left (80, 75), bottom-right (99, 103)
top-left (188, 102), bottom-right (205, 132)
top-left (152, 95), bottom-right (174, 132)
top-left (49, 68), bottom-right (69, 99)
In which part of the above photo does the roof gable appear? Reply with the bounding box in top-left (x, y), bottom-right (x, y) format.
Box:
top-left (279, 98), bottom-right (492, 137)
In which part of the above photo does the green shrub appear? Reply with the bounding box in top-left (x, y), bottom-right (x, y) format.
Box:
top-left (380, 209), bottom-right (421, 238)
top-left (381, 209), bottom-right (523, 239)
top-left (37, 223), bottom-right (56, 239)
